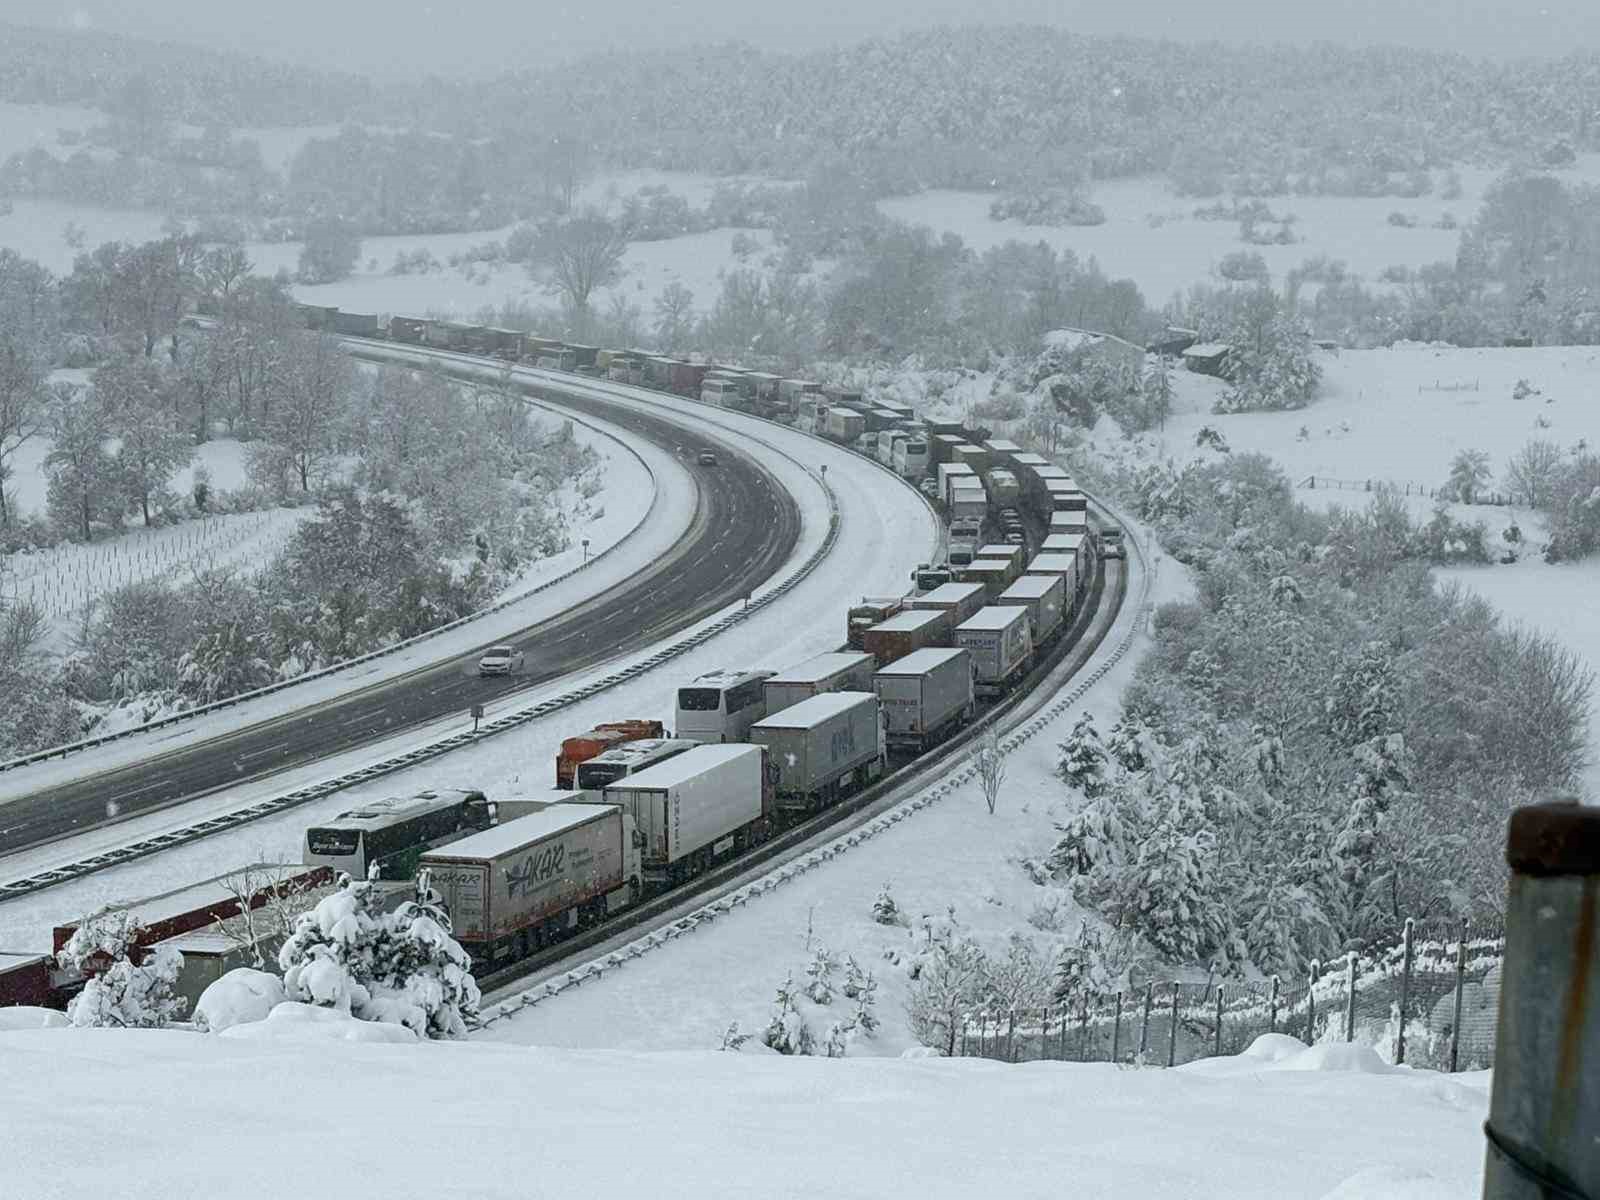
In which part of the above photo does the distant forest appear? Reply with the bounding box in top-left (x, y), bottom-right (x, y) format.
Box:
top-left (4, 22), bottom-right (1600, 231)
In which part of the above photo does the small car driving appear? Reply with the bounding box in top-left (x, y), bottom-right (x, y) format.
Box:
top-left (477, 644), bottom-right (525, 676)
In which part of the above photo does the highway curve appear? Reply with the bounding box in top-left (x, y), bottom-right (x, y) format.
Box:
top-left (0, 381), bottom-right (801, 857)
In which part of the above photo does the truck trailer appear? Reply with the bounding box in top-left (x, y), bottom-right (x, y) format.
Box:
top-left (863, 608), bottom-right (953, 665)
top-left (955, 605), bottom-right (1034, 696)
top-left (750, 692), bottom-right (884, 812)
top-left (601, 744), bottom-right (772, 886)
top-left (953, 559), bottom-right (1012, 603)
top-left (948, 480), bottom-right (988, 525)
top-left (910, 581), bottom-right (987, 629)
top-left (873, 647), bottom-right (975, 752)
top-left (762, 651), bottom-right (877, 715)
top-left (420, 803), bottom-right (637, 967)
top-left (995, 572), bottom-right (1068, 645)
top-left (825, 407), bottom-right (867, 444)
top-left (847, 596), bottom-right (908, 649)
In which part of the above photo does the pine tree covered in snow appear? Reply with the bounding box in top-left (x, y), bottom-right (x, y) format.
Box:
top-left (277, 870), bottom-right (480, 1038)
top-left (761, 972), bottom-right (816, 1056)
top-left (1057, 712), bottom-right (1109, 799)
top-left (58, 908), bottom-right (185, 1028)
top-left (871, 883), bottom-right (901, 926)
top-left (1050, 922), bottom-right (1109, 1009)
top-left (1332, 733), bottom-right (1416, 937)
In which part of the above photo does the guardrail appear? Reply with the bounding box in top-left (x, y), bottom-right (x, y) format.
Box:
top-left (474, 497), bottom-right (1153, 1027)
top-left (0, 389), bottom-right (849, 903)
top-left (0, 395), bottom-right (659, 775)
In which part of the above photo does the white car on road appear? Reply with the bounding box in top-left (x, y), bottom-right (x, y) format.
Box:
top-left (477, 645), bottom-right (525, 676)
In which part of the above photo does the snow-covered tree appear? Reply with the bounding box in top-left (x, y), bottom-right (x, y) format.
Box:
top-left (761, 972), bottom-right (817, 1056)
top-left (58, 908), bottom-right (185, 1029)
top-left (1444, 448), bottom-right (1492, 504)
top-left (906, 934), bottom-right (989, 1055)
top-left (1050, 921), bottom-right (1109, 1009)
top-left (1057, 712), bottom-right (1109, 799)
top-left (973, 724), bottom-right (1006, 814)
top-left (871, 883), bottom-right (901, 926)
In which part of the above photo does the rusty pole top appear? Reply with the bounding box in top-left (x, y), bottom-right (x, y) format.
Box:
top-left (1506, 800), bottom-right (1600, 877)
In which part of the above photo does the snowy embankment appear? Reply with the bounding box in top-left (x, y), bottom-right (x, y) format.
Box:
top-left (1146, 344), bottom-right (1600, 796)
top-left (0, 385), bottom-right (937, 953)
top-left (0, 1023), bottom-right (1488, 1200)
top-left (0, 391), bottom-right (666, 789)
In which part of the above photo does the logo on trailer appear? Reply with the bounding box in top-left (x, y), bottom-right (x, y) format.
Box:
top-left (504, 843), bottom-right (567, 898)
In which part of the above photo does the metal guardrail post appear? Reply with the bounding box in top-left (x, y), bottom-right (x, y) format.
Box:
top-left (1167, 983), bottom-right (1179, 1067)
top-left (1214, 984), bottom-right (1224, 1057)
top-left (1482, 801), bottom-right (1599, 1200)
top-left (1078, 1001), bottom-right (1089, 1061)
top-left (1344, 951), bottom-right (1357, 1042)
top-left (1268, 976), bottom-right (1280, 1034)
top-left (1451, 918), bottom-right (1469, 1073)
top-left (1139, 982), bottom-right (1153, 1061)
top-left (1006, 1009), bottom-right (1016, 1063)
top-left (1307, 962), bottom-right (1319, 1043)
top-left (1041, 1007), bottom-right (1051, 1061)
top-left (1111, 991), bottom-right (1123, 1063)
top-left (1396, 918), bottom-right (1415, 1065)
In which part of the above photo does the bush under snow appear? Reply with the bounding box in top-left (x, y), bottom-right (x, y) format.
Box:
top-left (193, 968), bottom-right (287, 1033)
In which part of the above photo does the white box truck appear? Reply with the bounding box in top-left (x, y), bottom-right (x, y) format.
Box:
top-left (762, 651), bottom-right (877, 716)
top-left (873, 647), bottom-right (974, 752)
top-left (750, 692), bottom-right (884, 812)
top-left (955, 605), bottom-right (1034, 696)
top-left (995, 572), bottom-right (1068, 644)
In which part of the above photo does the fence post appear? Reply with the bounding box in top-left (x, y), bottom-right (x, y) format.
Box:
top-left (1214, 984), bottom-right (1225, 1057)
top-left (1041, 1006), bottom-right (1051, 1062)
top-left (1344, 951), bottom-right (1357, 1043)
top-left (1167, 983), bottom-right (1179, 1068)
top-left (1059, 1004), bottom-right (1068, 1061)
top-left (1268, 976), bottom-right (1280, 1034)
top-left (1006, 1009), bottom-right (1016, 1063)
top-left (1481, 801), bottom-right (1600, 1200)
top-left (1138, 982), bottom-right (1153, 1061)
top-left (1112, 991), bottom-right (1124, 1063)
top-left (1396, 918), bottom-right (1415, 1065)
top-left (1078, 1001), bottom-right (1090, 1061)
top-left (1450, 918), bottom-right (1468, 1073)
top-left (1308, 962), bottom-right (1320, 1043)
top-left (961, 1019), bottom-right (969, 1057)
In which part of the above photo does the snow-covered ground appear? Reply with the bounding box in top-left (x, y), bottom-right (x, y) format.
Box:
top-left (1146, 345), bottom-right (1600, 795)
top-left (0, 376), bottom-right (937, 952)
top-left (0, 1022), bottom-right (1488, 1200)
top-left (881, 158), bottom-right (1600, 305)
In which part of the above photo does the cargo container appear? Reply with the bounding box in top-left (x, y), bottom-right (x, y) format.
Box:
top-left (0, 952), bottom-right (53, 1008)
top-left (1024, 552), bottom-right (1079, 598)
top-left (671, 361), bottom-right (710, 397)
top-left (995, 572), bottom-right (1068, 645)
top-left (388, 316), bottom-right (426, 344)
top-left (955, 605), bottom-right (1034, 696)
top-left (975, 543), bottom-right (1024, 580)
top-left (983, 438), bottom-right (1023, 465)
top-left (1045, 479), bottom-right (1089, 513)
top-left (984, 469), bottom-right (1021, 509)
top-left (862, 608), bottom-right (951, 665)
top-left (930, 433), bottom-right (965, 466)
top-left (952, 444), bottom-right (989, 473)
top-left (331, 311), bottom-right (384, 338)
top-left (873, 647), bottom-right (975, 752)
top-left (701, 377), bottom-right (745, 407)
top-left (602, 744), bottom-right (771, 885)
top-left (467, 791), bottom-right (587, 828)
top-left (750, 692), bottom-right (884, 812)
top-left (574, 738), bottom-right (698, 794)
top-left (1034, 464), bottom-right (1070, 485)
top-left (1012, 451), bottom-right (1050, 473)
top-left (937, 462), bottom-right (977, 502)
top-left (421, 803), bottom-right (635, 964)
top-left (910, 581), bottom-right (987, 629)
top-left (565, 343), bottom-right (600, 368)
top-left (847, 596), bottom-right (907, 649)
top-left (763, 651), bottom-right (877, 715)
top-left (949, 481), bottom-right (988, 525)
top-left (1050, 510), bottom-right (1091, 535)
top-left (778, 378), bottom-right (822, 413)
top-left (954, 559), bottom-right (1012, 602)
top-left (1042, 531), bottom-right (1089, 569)
top-left (826, 407), bottom-right (867, 443)
top-left (555, 720), bottom-right (667, 788)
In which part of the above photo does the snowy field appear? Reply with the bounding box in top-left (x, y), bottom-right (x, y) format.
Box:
top-left (0, 1023), bottom-right (1489, 1200)
top-left (0, 376), bottom-right (938, 952)
top-left (881, 158), bottom-right (1600, 305)
top-left (1144, 344), bottom-right (1600, 795)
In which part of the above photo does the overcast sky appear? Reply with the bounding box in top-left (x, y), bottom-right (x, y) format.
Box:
top-left (14, 0), bottom-right (1600, 79)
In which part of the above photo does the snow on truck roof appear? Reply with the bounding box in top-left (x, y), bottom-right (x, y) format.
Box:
top-left (753, 691), bottom-right (876, 728)
top-left (871, 609), bottom-right (946, 632)
top-left (958, 606), bottom-right (1029, 632)
top-left (1027, 554), bottom-right (1077, 573)
top-left (874, 647), bottom-right (968, 676)
top-left (764, 652), bottom-right (873, 685)
top-left (604, 743), bottom-right (760, 792)
top-left (1000, 575), bottom-right (1060, 599)
top-left (421, 803), bottom-right (616, 861)
top-left (916, 582), bottom-right (985, 605)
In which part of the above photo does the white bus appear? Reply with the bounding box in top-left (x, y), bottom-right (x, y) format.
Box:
top-left (302, 788), bottom-right (487, 881)
top-left (674, 669), bottom-right (777, 743)
top-left (574, 738), bottom-right (698, 794)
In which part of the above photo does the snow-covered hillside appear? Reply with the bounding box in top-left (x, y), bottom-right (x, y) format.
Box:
top-left (0, 1022), bottom-right (1488, 1199)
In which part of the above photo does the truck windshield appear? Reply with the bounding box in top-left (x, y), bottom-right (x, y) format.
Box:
top-left (577, 762), bottom-right (630, 789)
top-left (677, 687), bottom-right (723, 711)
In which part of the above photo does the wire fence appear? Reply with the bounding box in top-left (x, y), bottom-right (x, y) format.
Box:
top-left (1296, 475), bottom-right (1518, 507)
top-left (956, 917), bottom-right (1504, 1072)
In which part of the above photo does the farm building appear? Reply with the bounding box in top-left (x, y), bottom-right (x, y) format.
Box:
top-left (1181, 342), bottom-right (1233, 377)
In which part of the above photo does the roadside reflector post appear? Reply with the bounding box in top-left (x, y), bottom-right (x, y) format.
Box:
top-left (471, 703), bottom-right (484, 733)
top-left (1482, 800), bottom-right (1600, 1200)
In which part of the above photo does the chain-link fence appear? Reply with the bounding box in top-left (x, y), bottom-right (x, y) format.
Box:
top-left (955, 917), bottom-right (1505, 1072)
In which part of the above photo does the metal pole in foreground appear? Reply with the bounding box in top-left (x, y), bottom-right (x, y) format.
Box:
top-left (1482, 801), bottom-right (1599, 1200)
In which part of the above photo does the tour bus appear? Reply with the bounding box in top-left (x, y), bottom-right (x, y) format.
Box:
top-left (701, 377), bottom-right (746, 408)
top-left (674, 669), bottom-right (777, 743)
top-left (302, 789), bottom-right (488, 881)
top-left (573, 738), bottom-right (698, 794)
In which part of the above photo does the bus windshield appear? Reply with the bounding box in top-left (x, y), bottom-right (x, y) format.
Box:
top-left (577, 761), bottom-right (631, 789)
top-left (677, 687), bottom-right (723, 711)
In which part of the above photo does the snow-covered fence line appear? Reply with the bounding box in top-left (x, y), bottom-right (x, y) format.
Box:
top-left (1297, 475), bottom-right (1517, 506)
top-left (475, 496), bottom-right (1152, 1029)
top-left (0, 392), bottom-right (658, 777)
top-left (956, 917), bottom-right (1506, 1072)
top-left (0, 420), bottom-right (843, 904)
